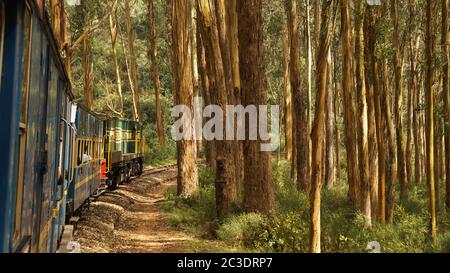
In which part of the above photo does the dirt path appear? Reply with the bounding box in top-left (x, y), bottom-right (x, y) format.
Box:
top-left (73, 166), bottom-right (199, 253)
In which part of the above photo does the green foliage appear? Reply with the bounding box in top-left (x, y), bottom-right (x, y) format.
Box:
top-left (256, 212), bottom-right (308, 252)
top-left (217, 213), bottom-right (266, 248)
top-left (162, 166), bottom-right (218, 238)
top-left (68, 0), bottom-right (173, 153)
top-left (144, 137), bottom-right (176, 167)
top-left (164, 160), bottom-right (450, 253)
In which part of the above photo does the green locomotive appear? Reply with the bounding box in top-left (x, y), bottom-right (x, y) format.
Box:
top-left (103, 118), bottom-right (145, 189)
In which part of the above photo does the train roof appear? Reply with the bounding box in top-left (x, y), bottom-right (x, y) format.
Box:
top-left (108, 116), bottom-right (144, 125)
top-left (75, 103), bottom-right (107, 120)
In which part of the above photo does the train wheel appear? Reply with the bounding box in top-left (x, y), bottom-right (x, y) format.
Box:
top-left (133, 161), bottom-right (142, 177)
top-left (137, 161), bottom-right (143, 176)
top-left (126, 166), bottom-right (132, 182)
top-left (109, 175), bottom-right (120, 190)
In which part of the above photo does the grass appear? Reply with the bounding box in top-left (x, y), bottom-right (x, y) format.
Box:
top-left (162, 159), bottom-right (450, 253)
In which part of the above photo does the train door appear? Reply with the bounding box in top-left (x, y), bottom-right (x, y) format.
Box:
top-left (11, 0), bottom-right (33, 253)
top-left (0, 0), bottom-right (34, 253)
top-left (29, 27), bottom-right (50, 253)
top-left (38, 58), bottom-right (60, 253)
top-left (21, 5), bottom-right (46, 252)
top-left (57, 100), bottom-right (75, 241)
top-left (50, 79), bottom-right (67, 252)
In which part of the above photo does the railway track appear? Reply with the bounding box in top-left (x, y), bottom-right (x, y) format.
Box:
top-left (69, 163), bottom-right (190, 253)
top-left (143, 164), bottom-right (178, 175)
top-left (59, 164), bottom-right (179, 253)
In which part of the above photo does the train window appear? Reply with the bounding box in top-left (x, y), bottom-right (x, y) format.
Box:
top-left (76, 139), bottom-right (82, 167)
top-left (14, 3), bottom-right (32, 247)
top-left (74, 139), bottom-right (78, 167)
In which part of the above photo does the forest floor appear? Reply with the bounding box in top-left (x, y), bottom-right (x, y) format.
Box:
top-left (73, 165), bottom-right (227, 253)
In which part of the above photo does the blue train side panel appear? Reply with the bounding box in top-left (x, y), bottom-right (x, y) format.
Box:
top-left (0, 0), bottom-right (73, 253)
top-left (0, 0), bottom-right (24, 253)
top-left (0, 0), bottom-right (122, 253)
top-left (68, 106), bottom-right (103, 214)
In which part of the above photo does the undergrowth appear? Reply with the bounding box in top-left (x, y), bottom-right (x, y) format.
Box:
top-left (163, 160), bottom-right (450, 253)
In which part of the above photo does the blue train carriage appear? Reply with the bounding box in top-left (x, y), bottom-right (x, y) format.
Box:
top-left (0, 0), bottom-right (75, 253)
top-left (67, 105), bottom-right (104, 215)
top-left (104, 118), bottom-right (144, 189)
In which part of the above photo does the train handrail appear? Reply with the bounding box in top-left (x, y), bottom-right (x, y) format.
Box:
top-left (61, 117), bottom-right (76, 183)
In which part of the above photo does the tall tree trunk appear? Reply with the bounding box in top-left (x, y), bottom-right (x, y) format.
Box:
top-left (435, 108), bottom-right (442, 211)
top-left (425, 0), bottom-right (437, 240)
top-left (125, 0), bottom-right (141, 121)
top-left (237, 0), bottom-right (275, 214)
top-left (306, 0), bottom-right (313, 177)
top-left (374, 58), bottom-right (386, 224)
top-left (283, 23), bottom-right (294, 162)
top-left (50, 0), bottom-right (61, 43)
top-left (172, 0), bottom-right (199, 198)
top-left (214, 0), bottom-right (240, 203)
top-left (286, 0), bottom-right (310, 192)
top-left (226, 0), bottom-right (244, 198)
top-left (356, 0), bottom-right (371, 227)
top-left (325, 49), bottom-right (335, 189)
top-left (382, 61), bottom-right (398, 224)
top-left (333, 47), bottom-right (341, 185)
top-left (197, 0), bottom-right (235, 218)
top-left (443, 0), bottom-right (450, 209)
top-left (410, 29), bottom-right (423, 186)
top-left (406, 2), bottom-right (416, 191)
top-left (364, 6), bottom-right (380, 222)
top-left (83, 34), bottom-right (93, 110)
top-left (391, 0), bottom-right (408, 200)
top-left (109, 13), bottom-right (124, 117)
top-left (148, 0), bottom-right (166, 148)
top-left (196, 28), bottom-right (216, 170)
top-left (406, 51), bottom-right (414, 190)
top-left (309, 0), bottom-right (335, 254)
top-left (341, 0), bottom-right (359, 206)
top-left (191, 6), bottom-right (202, 158)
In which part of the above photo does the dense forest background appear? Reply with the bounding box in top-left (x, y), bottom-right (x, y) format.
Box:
top-left (62, 0), bottom-right (293, 165)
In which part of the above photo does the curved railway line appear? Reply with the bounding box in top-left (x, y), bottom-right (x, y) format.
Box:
top-left (64, 164), bottom-right (197, 253)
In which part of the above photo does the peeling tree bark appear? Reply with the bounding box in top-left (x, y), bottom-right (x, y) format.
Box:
top-left (443, 0), bottom-right (450, 209)
top-left (286, 0), bottom-right (310, 192)
top-left (364, 6), bottom-right (380, 222)
top-left (309, 0), bottom-right (335, 254)
top-left (325, 49), bottom-right (335, 189)
top-left (172, 0), bottom-right (199, 198)
top-left (283, 24), bottom-right (293, 162)
top-left (391, 0), bottom-right (408, 201)
top-left (341, 0), bottom-right (359, 206)
top-left (83, 34), bottom-right (93, 110)
top-left (109, 13), bottom-right (124, 117)
top-left (356, 0), bottom-right (371, 227)
top-left (425, 0), bottom-right (437, 240)
top-left (197, 0), bottom-right (235, 218)
top-left (125, 0), bottom-right (141, 121)
top-left (237, 0), bottom-right (275, 214)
